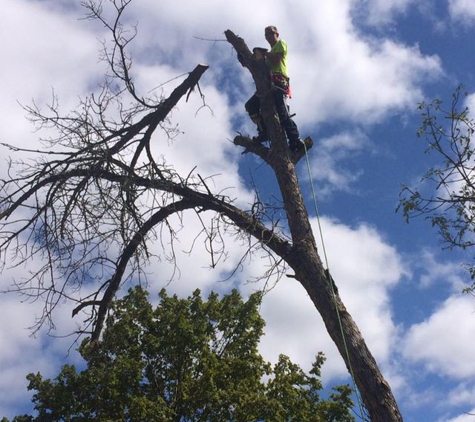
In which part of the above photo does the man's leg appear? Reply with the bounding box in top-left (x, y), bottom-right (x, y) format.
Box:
top-left (273, 91), bottom-right (303, 151)
top-left (245, 95), bottom-right (267, 142)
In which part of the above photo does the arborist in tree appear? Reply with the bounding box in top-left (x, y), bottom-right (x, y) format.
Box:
top-left (245, 26), bottom-right (304, 152)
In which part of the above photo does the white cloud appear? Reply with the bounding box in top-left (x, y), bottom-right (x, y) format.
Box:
top-left (403, 294), bottom-right (475, 379)
top-left (319, 218), bottom-right (405, 359)
top-left (0, 0), bottom-right (102, 163)
top-left (282, 2), bottom-right (443, 129)
top-left (447, 384), bottom-right (475, 409)
top-left (465, 92), bottom-right (475, 116)
top-left (415, 249), bottom-right (468, 290)
top-left (157, 82), bottom-right (248, 197)
top-left (304, 130), bottom-right (370, 196)
top-left (351, 0), bottom-right (418, 25)
top-left (251, 217), bottom-right (407, 382)
top-left (3, 0), bottom-right (100, 100)
top-left (440, 408), bottom-right (475, 422)
top-left (0, 291), bottom-right (85, 419)
top-left (141, 215), bottom-right (407, 385)
top-left (448, 0), bottom-right (475, 25)
top-left (121, 0), bottom-right (445, 129)
top-left (295, 37), bottom-right (441, 127)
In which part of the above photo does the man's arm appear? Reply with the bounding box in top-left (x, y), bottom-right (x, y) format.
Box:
top-left (264, 51), bottom-right (284, 65)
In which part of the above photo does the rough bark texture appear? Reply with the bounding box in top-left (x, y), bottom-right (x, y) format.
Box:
top-left (225, 29), bottom-right (403, 422)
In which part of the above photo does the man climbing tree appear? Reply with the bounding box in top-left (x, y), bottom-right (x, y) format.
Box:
top-left (0, 1), bottom-right (404, 420)
top-left (226, 30), bottom-right (403, 421)
top-left (244, 26), bottom-right (304, 152)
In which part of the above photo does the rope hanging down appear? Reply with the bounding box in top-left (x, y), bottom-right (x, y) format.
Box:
top-left (302, 144), bottom-right (367, 421)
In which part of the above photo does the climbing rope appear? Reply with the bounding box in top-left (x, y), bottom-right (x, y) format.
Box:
top-left (303, 143), bottom-right (368, 421)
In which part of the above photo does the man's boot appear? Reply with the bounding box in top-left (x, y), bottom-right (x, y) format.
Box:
top-left (250, 114), bottom-right (267, 142)
top-left (289, 138), bottom-right (304, 152)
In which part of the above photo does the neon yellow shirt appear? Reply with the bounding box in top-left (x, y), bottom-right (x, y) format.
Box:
top-left (267, 39), bottom-right (288, 78)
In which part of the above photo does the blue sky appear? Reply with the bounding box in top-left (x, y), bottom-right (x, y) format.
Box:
top-left (1, 0), bottom-right (475, 421)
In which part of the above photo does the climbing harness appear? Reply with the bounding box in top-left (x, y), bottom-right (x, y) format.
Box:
top-left (271, 72), bottom-right (292, 98)
top-left (303, 144), bottom-right (368, 421)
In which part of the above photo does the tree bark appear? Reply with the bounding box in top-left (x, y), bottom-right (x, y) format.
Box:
top-left (225, 29), bottom-right (403, 422)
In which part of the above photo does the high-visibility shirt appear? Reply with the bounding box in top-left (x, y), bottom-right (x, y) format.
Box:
top-left (268, 39), bottom-right (289, 78)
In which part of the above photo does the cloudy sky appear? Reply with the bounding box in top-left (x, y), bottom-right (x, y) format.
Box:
top-left (1, 0), bottom-right (475, 421)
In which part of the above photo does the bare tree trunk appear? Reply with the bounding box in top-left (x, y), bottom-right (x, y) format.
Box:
top-left (225, 29), bottom-right (403, 422)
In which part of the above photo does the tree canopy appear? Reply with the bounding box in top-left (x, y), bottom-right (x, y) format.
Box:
top-left (3, 287), bottom-right (354, 422)
top-left (399, 85), bottom-right (475, 292)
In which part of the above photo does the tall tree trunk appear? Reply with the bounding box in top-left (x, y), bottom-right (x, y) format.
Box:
top-left (225, 29), bottom-right (403, 422)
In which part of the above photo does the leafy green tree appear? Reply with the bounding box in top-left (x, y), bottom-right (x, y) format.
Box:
top-left (399, 85), bottom-right (475, 292)
top-left (4, 287), bottom-right (354, 422)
